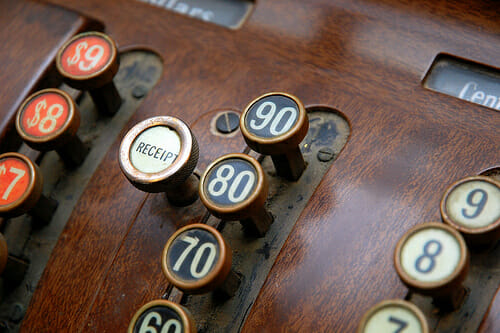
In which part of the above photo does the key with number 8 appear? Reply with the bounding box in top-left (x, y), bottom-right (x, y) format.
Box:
top-left (128, 299), bottom-right (195, 333)
top-left (199, 153), bottom-right (273, 237)
top-left (16, 88), bottom-right (88, 167)
top-left (394, 222), bottom-right (469, 310)
top-left (441, 175), bottom-right (500, 247)
top-left (162, 223), bottom-right (240, 297)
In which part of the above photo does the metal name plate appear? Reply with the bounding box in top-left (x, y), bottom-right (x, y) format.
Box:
top-left (137, 0), bottom-right (253, 29)
top-left (424, 55), bottom-right (500, 112)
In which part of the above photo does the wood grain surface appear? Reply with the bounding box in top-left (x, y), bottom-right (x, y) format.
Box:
top-left (0, 0), bottom-right (101, 153)
top-left (0, 0), bottom-right (495, 331)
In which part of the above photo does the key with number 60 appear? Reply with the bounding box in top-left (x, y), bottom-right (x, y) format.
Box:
top-left (128, 299), bottom-right (195, 333)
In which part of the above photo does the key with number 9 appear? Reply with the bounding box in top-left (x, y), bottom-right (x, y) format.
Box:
top-left (441, 175), bottom-right (500, 247)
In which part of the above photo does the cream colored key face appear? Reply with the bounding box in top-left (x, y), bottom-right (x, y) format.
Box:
top-left (364, 307), bottom-right (422, 332)
top-left (358, 300), bottom-right (429, 333)
top-left (130, 126), bottom-right (181, 174)
top-left (444, 178), bottom-right (500, 229)
top-left (400, 228), bottom-right (461, 283)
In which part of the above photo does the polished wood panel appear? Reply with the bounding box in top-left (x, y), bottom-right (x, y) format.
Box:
top-left (0, 0), bottom-right (100, 153)
top-left (3, 0), bottom-right (497, 331)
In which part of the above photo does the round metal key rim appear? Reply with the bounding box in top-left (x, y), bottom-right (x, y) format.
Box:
top-left (440, 175), bottom-right (500, 235)
top-left (199, 153), bottom-right (267, 217)
top-left (0, 152), bottom-right (41, 215)
top-left (240, 92), bottom-right (308, 147)
top-left (119, 116), bottom-right (194, 187)
top-left (55, 31), bottom-right (118, 81)
top-left (15, 88), bottom-right (78, 145)
top-left (162, 223), bottom-right (232, 293)
top-left (356, 299), bottom-right (429, 333)
top-left (393, 222), bottom-right (469, 293)
top-left (127, 299), bottom-right (195, 333)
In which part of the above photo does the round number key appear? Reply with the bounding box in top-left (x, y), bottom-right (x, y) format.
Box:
top-left (16, 89), bottom-right (88, 167)
top-left (199, 153), bottom-right (273, 237)
top-left (56, 31), bottom-right (121, 115)
top-left (0, 153), bottom-right (57, 225)
top-left (119, 116), bottom-right (199, 206)
top-left (162, 223), bottom-right (239, 297)
top-left (441, 176), bottom-right (500, 246)
top-left (394, 222), bottom-right (469, 310)
top-left (240, 92), bottom-right (309, 180)
top-left (128, 299), bottom-right (195, 333)
top-left (357, 299), bottom-right (429, 333)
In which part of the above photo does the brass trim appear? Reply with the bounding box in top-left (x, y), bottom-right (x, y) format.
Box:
top-left (199, 153), bottom-right (267, 220)
top-left (127, 299), bottom-right (196, 333)
top-left (394, 222), bottom-right (469, 295)
top-left (161, 223), bottom-right (232, 294)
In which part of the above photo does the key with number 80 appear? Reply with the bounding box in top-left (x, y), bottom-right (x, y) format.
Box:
top-left (199, 153), bottom-right (273, 237)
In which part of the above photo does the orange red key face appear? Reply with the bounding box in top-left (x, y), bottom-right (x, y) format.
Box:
top-left (60, 35), bottom-right (112, 77)
top-left (19, 92), bottom-right (69, 137)
top-left (0, 157), bottom-right (30, 206)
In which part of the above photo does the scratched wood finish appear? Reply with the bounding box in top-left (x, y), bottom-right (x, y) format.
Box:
top-left (0, 0), bottom-right (101, 153)
top-left (8, 0), bottom-right (498, 331)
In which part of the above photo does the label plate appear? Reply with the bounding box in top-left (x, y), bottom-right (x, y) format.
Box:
top-left (137, 0), bottom-right (253, 29)
top-left (423, 55), bottom-right (500, 112)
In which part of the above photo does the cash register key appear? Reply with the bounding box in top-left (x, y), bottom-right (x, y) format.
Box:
top-left (162, 223), bottom-right (240, 297)
top-left (128, 299), bottom-right (196, 333)
top-left (394, 222), bottom-right (469, 310)
top-left (357, 299), bottom-right (429, 333)
top-left (199, 153), bottom-right (273, 237)
top-left (440, 175), bottom-right (500, 247)
top-left (0, 153), bottom-right (57, 225)
top-left (240, 92), bottom-right (309, 181)
top-left (119, 116), bottom-right (199, 206)
top-left (0, 233), bottom-right (7, 275)
top-left (15, 88), bottom-right (88, 167)
top-left (56, 31), bottom-right (121, 115)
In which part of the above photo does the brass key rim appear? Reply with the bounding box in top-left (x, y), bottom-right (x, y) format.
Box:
top-left (162, 223), bottom-right (232, 294)
top-left (357, 299), bottom-right (429, 333)
top-left (119, 116), bottom-right (197, 192)
top-left (440, 176), bottom-right (500, 235)
top-left (394, 222), bottom-right (469, 294)
top-left (15, 88), bottom-right (80, 148)
top-left (199, 153), bottom-right (268, 219)
top-left (128, 299), bottom-right (196, 333)
top-left (240, 92), bottom-right (309, 154)
top-left (0, 153), bottom-right (43, 217)
top-left (56, 31), bottom-right (118, 82)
